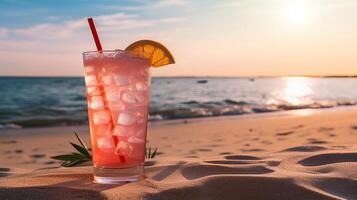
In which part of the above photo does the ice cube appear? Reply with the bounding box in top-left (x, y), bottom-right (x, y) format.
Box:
top-left (117, 113), bottom-right (136, 125)
top-left (137, 112), bottom-right (147, 124)
top-left (113, 125), bottom-right (131, 137)
top-left (135, 128), bottom-right (146, 137)
top-left (96, 124), bottom-right (112, 136)
top-left (93, 110), bottom-right (111, 125)
top-left (109, 101), bottom-right (126, 111)
top-left (113, 75), bottom-right (129, 86)
top-left (102, 75), bottom-right (114, 85)
top-left (85, 75), bottom-right (98, 86)
top-left (135, 82), bottom-right (148, 92)
top-left (122, 91), bottom-right (145, 105)
top-left (106, 92), bottom-right (120, 102)
top-left (85, 66), bottom-right (96, 74)
top-left (122, 93), bottom-right (136, 104)
top-left (90, 96), bottom-right (105, 110)
top-left (87, 86), bottom-right (101, 96)
top-left (115, 141), bottom-right (132, 155)
top-left (104, 87), bottom-right (121, 102)
top-left (97, 136), bottom-right (114, 151)
top-left (131, 109), bottom-right (147, 123)
top-left (139, 68), bottom-right (149, 76)
top-left (128, 136), bottom-right (145, 144)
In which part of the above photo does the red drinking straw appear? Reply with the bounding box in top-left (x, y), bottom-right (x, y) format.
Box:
top-left (87, 17), bottom-right (126, 163)
top-left (87, 17), bottom-right (103, 51)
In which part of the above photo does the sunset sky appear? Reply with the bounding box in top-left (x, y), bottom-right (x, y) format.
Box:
top-left (1, 0), bottom-right (357, 77)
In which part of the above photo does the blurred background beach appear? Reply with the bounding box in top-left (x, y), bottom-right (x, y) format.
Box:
top-left (2, 0), bottom-right (357, 130)
top-left (2, 76), bottom-right (357, 129)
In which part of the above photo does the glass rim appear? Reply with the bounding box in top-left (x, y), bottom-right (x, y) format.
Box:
top-left (82, 49), bottom-right (149, 61)
top-left (82, 49), bottom-right (126, 55)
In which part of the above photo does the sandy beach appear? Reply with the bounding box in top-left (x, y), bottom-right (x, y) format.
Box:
top-left (0, 108), bottom-right (357, 199)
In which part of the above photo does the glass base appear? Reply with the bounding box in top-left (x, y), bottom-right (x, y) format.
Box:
top-left (93, 164), bottom-right (144, 184)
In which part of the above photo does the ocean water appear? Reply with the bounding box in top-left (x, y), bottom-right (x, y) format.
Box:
top-left (1, 76), bottom-right (357, 128)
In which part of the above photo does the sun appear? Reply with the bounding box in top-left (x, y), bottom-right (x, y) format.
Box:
top-left (283, 1), bottom-right (312, 25)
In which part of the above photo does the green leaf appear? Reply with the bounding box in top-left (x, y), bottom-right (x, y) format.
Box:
top-left (70, 142), bottom-right (91, 157)
top-left (71, 152), bottom-right (89, 158)
top-left (145, 147), bottom-right (158, 159)
top-left (51, 132), bottom-right (93, 167)
top-left (51, 153), bottom-right (86, 161)
top-left (74, 132), bottom-right (89, 152)
top-left (151, 148), bottom-right (158, 158)
top-left (62, 159), bottom-right (90, 167)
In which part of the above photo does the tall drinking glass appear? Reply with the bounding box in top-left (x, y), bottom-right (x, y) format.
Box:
top-left (82, 50), bottom-right (150, 184)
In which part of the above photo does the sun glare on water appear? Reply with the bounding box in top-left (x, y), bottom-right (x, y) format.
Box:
top-left (281, 77), bottom-right (313, 105)
top-left (268, 77), bottom-right (313, 106)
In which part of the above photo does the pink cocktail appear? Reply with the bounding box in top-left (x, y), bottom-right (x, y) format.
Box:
top-left (82, 50), bottom-right (150, 184)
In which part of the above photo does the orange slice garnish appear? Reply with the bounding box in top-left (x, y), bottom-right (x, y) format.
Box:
top-left (125, 40), bottom-right (175, 67)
